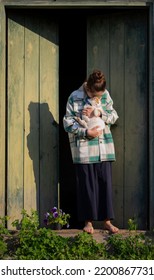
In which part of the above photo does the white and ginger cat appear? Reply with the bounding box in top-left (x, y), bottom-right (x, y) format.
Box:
top-left (75, 96), bottom-right (105, 131)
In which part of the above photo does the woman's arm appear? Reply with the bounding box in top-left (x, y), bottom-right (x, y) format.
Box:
top-left (101, 91), bottom-right (119, 125)
top-left (63, 96), bottom-right (87, 139)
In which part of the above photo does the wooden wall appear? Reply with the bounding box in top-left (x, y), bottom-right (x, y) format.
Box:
top-left (7, 10), bottom-right (59, 228)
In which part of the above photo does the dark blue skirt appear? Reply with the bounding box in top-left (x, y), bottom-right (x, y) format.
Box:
top-left (75, 162), bottom-right (114, 221)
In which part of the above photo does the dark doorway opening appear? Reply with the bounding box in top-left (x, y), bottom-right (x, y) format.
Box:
top-left (59, 10), bottom-right (87, 228)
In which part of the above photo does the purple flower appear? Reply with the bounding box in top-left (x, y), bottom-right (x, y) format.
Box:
top-left (44, 212), bottom-right (50, 219)
top-left (51, 207), bottom-right (57, 213)
top-left (44, 218), bottom-right (48, 225)
top-left (53, 211), bottom-right (58, 218)
top-left (44, 206), bottom-right (70, 227)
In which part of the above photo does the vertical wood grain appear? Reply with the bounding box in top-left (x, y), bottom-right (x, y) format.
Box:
top-left (24, 13), bottom-right (40, 214)
top-left (87, 15), bottom-right (110, 81)
top-left (0, 5), bottom-right (6, 217)
top-left (7, 12), bottom-right (24, 227)
top-left (149, 2), bottom-right (154, 230)
top-left (7, 11), bottom-right (59, 228)
top-left (124, 12), bottom-right (148, 229)
top-left (39, 17), bottom-right (59, 225)
top-left (110, 15), bottom-right (125, 227)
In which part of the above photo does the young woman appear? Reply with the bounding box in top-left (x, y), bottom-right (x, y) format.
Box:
top-left (63, 69), bottom-right (119, 234)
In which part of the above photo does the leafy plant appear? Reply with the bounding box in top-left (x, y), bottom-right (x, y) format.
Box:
top-left (11, 209), bottom-right (106, 260)
top-left (106, 233), bottom-right (154, 260)
top-left (0, 216), bottom-right (10, 258)
top-left (0, 209), bottom-right (152, 260)
top-left (14, 227), bottom-right (69, 260)
top-left (128, 218), bottom-right (138, 231)
top-left (13, 230), bottom-right (106, 260)
top-left (0, 239), bottom-right (8, 259)
top-left (44, 207), bottom-right (70, 228)
top-left (68, 232), bottom-right (106, 260)
top-left (12, 209), bottom-right (39, 230)
top-left (11, 209), bottom-right (68, 259)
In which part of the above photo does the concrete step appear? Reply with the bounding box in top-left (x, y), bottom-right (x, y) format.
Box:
top-left (52, 229), bottom-right (148, 243)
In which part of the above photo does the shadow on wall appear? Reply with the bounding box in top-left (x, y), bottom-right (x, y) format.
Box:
top-left (27, 102), bottom-right (59, 226)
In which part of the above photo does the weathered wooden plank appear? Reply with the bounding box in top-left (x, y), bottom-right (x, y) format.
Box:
top-left (110, 15), bottom-right (125, 228)
top-left (124, 12), bottom-right (148, 229)
top-left (87, 15), bottom-right (110, 82)
top-left (0, 5), bottom-right (6, 218)
top-left (39, 16), bottom-right (59, 226)
top-left (0, 0), bottom-right (148, 7)
top-left (149, 2), bottom-right (154, 230)
top-left (7, 12), bottom-right (24, 228)
top-left (24, 13), bottom-right (40, 214)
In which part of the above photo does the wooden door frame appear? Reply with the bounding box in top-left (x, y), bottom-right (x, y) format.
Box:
top-left (0, 0), bottom-right (154, 229)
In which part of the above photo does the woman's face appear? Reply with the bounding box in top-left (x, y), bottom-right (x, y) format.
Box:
top-left (87, 90), bottom-right (104, 98)
top-left (84, 82), bottom-right (105, 98)
top-left (93, 91), bottom-right (104, 97)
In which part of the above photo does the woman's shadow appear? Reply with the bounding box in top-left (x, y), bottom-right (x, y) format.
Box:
top-left (27, 102), bottom-right (59, 226)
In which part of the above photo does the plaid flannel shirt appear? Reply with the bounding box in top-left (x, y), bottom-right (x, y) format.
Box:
top-left (63, 85), bottom-right (119, 164)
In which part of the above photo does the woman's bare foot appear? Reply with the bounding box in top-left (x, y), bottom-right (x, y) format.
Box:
top-left (103, 220), bottom-right (119, 234)
top-left (83, 221), bottom-right (94, 234)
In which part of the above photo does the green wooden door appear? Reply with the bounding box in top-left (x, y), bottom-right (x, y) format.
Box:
top-left (7, 10), bottom-right (59, 228)
top-left (87, 10), bottom-right (148, 229)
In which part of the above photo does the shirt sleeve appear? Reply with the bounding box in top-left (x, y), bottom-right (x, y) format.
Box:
top-left (101, 91), bottom-right (119, 125)
top-left (63, 95), bottom-right (87, 139)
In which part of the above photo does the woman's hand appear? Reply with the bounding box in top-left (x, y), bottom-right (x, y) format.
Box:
top-left (87, 126), bottom-right (103, 138)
